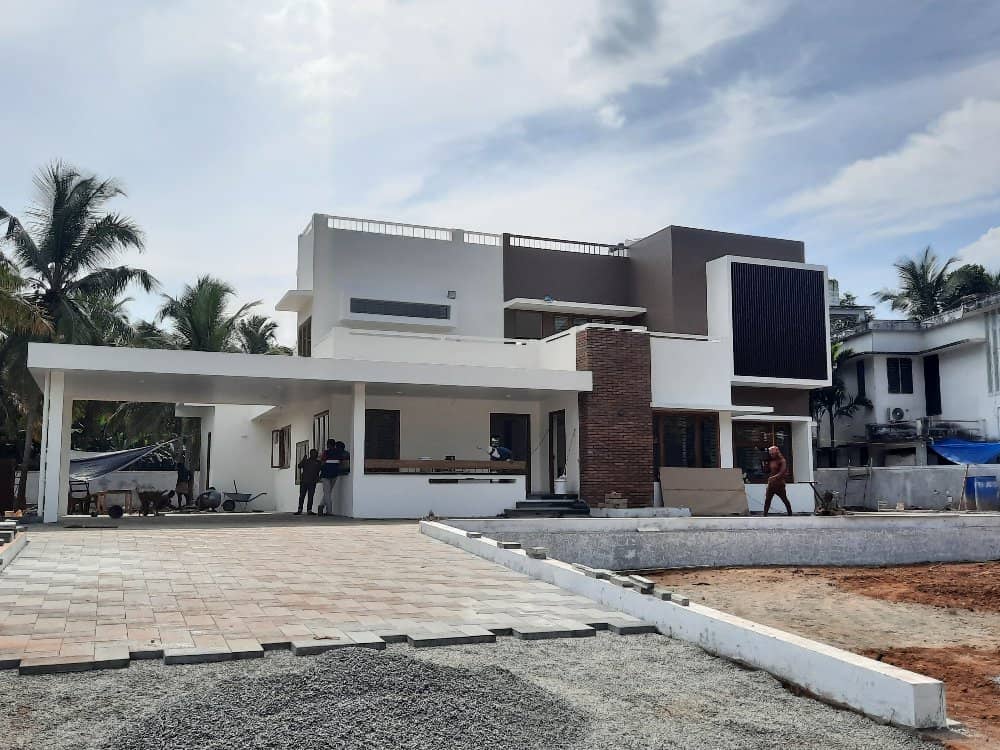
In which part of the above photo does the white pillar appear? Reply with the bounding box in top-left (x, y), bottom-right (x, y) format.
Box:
top-left (719, 412), bottom-right (734, 468)
top-left (38, 371), bottom-right (70, 524)
top-left (346, 382), bottom-right (366, 517)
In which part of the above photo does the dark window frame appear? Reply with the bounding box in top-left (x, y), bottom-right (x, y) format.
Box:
top-left (294, 440), bottom-right (309, 485)
top-left (297, 317), bottom-right (312, 357)
top-left (887, 357), bottom-right (913, 394)
top-left (313, 411), bottom-right (329, 452)
top-left (855, 360), bottom-right (866, 400)
top-left (349, 298), bottom-right (450, 320)
top-left (271, 425), bottom-right (291, 469)
top-left (653, 412), bottom-right (721, 472)
top-left (365, 409), bottom-right (401, 460)
top-left (732, 421), bottom-right (795, 484)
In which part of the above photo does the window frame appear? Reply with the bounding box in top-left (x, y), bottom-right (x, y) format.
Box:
top-left (271, 425), bottom-right (292, 469)
top-left (732, 421), bottom-right (795, 484)
top-left (294, 440), bottom-right (309, 485)
top-left (297, 317), bottom-right (312, 357)
top-left (886, 357), bottom-right (914, 394)
top-left (313, 411), bottom-right (329, 452)
top-left (855, 359), bottom-right (866, 400)
top-left (365, 409), bottom-right (401, 460)
top-left (653, 411), bottom-right (721, 472)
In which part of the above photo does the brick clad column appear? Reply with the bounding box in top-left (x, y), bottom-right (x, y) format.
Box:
top-left (576, 328), bottom-right (653, 507)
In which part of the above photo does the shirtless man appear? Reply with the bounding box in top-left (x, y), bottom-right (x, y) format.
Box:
top-left (763, 445), bottom-right (792, 516)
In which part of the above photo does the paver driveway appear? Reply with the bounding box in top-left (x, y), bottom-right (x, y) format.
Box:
top-left (0, 519), bottom-right (621, 666)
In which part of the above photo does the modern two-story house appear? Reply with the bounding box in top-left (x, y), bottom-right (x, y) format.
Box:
top-left (822, 294), bottom-right (1000, 466)
top-left (27, 216), bottom-right (831, 522)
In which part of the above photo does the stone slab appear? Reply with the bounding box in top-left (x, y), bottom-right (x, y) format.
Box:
top-left (290, 639), bottom-right (354, 656)
top-left (259, 639), bottom-right (292, 651)
top-left (163, 647), bottom-right (234, 665)
top-left (20, 655), bottom-right (96, 675)
top-left (607, 621), bottom-right (658, 635)
top-left (344, 631), bottom-right (387, 650)
top-left (130, 647), bottom-right (165, 661)
top-left (226, 639), bottom-right (265, 659)
top-left (407, 628), bottom-right (496, 648)
top-left (512, 621), bottom-right (596, 640)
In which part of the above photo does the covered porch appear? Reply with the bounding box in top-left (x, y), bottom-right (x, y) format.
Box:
top-left (27, 343), bottom-right (591, 522)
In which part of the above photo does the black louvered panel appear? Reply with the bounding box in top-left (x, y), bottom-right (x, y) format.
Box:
top-left (731, 263), bottom-right (828, 380)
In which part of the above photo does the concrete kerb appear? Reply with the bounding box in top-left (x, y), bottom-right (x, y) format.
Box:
top-left (0, 529), bottom-right (28, 575)
top-left (419, 520), bottom-right (947, 730)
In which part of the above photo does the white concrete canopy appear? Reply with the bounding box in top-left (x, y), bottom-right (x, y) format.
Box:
top-left (504, 298), bottom-right (646, 318)
top-left (28, 343), bottom-right (591, 405)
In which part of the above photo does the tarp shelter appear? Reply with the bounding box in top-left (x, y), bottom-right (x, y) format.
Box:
top-left (69, 441), bottom-right (175, 482)
top-left (930, 438), bottom-right (1000, 465)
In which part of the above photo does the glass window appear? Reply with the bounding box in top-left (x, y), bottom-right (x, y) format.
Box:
top-left (297, 317), bottom-right (312, 357)
top-left (313, 411), bottom-right (329, 451)
top-left (365, 409), bottom-right (400, 460)
top-left (855, 360), bottom-right (866, 400)
top-left (271, 426), bottom-right (291, 469)
top-left (294, 440), bottom-right (309, 485)
top-left (653, 413), bottom-right (720, 471)
top-left (887, 357), bottom-right (913, 394)
top-left (732, 421), bottom-right (794, 484)
top-left (349, 298), bottom-right (450, 319)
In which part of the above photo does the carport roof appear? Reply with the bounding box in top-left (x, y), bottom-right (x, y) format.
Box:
top-left (28, 343), bottom-right (592, 405)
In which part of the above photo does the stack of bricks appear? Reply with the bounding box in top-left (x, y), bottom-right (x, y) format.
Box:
top-left (576, 327), bottom-right (653, 508)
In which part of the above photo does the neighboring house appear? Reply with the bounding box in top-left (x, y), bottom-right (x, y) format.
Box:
top-left (28, 216), bottom-right (830, 522)
top-left (823, 293), bottom-right (1000, 466)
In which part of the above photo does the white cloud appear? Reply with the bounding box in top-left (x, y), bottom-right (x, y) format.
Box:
top-left (596, 104), bottom-right (625, 129)
top-left (957, 226), bottom-right (1000, 268)
top-left (778, 98), bottom-right (1000, 237)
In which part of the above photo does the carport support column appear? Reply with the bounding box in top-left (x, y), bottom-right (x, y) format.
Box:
top-left (38, 371), bottom-right (71, 523)
top-left (348, 382), bottom-right (366, 517)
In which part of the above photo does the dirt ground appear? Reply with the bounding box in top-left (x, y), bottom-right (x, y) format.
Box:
top-left (650, 562), bottom-right (1000, 749)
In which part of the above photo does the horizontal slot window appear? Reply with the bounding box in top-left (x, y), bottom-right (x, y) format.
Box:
top-left (349, 298), bottom-right (450, 319)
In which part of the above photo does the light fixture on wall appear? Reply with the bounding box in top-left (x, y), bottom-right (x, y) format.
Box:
top-left (447, 290), bottom-right (457, 299)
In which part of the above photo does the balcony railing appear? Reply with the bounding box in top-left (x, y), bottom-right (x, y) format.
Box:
top-left (865, 418), bottom-right (986, 443)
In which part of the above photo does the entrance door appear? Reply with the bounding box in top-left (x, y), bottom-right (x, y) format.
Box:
top-left (490, 413), bottom-right (530, 492)
top-left (548, 410), bottom-right (566, 493)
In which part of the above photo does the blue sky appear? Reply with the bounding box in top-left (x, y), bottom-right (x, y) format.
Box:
top-left (2, 0), bottom-right (1000, 343)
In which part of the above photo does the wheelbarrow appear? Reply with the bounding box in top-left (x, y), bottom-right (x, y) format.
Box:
top-left (222, 481), bottom-right (267, 512)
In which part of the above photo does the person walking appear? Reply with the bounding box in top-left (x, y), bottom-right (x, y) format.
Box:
top-left (763, 445), bottom-right (793, 516)
top-left (317, 439), bottom-right (342, 516)
top-left (175, 458), bottom-right (193, 508)
top-left (295, 448), bottom-right (322, 515)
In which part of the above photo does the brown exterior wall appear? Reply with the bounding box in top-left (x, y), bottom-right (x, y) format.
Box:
top-left (502, 242), bottom-right (633, 306)
top-left (576, 328), bottom-right (653, 507)
top-left (629, 226), bottom-right (805, 336)
top-left (731, 387), bottom-right (811, 417)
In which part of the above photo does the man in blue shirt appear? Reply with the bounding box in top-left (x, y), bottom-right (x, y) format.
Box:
top-left (317, 439), bottom-right (341, 515)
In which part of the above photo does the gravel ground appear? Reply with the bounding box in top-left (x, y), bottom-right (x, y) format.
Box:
top-left (0, 634), bottom-right (937, 750)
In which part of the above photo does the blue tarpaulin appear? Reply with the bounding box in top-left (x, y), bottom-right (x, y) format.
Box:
top-left (930, 438), bottom-right (1000, 465)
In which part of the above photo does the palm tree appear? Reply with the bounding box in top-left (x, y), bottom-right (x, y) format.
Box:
top-left (810, 343), bottom-right (871, 454)
top-left (157, 275), bottom-right (258, 352)
top-left (874, 246), bottom-right (957, 320)
top-left (0, 163), bottom-right (156, 503)
top-left (237, 314), bottom-right (292, 355)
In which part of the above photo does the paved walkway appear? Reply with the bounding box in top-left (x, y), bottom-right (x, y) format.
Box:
top-left (0, 520), bottom-right (627, 669)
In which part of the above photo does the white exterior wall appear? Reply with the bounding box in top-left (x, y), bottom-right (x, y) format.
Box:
top-left (649, 336), bottom-right (731, 408)
top-left (870, 354), bottom-right (926, 424)
top-left (309, 221), bottom-right (504, 342)
top-left (200, 404), bottom-right (284, 509)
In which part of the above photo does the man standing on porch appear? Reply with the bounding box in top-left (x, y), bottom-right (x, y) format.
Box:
top-left (295, 448), bottom-right (321, 515)
top-left (317, 439), bottom-right (342, 515)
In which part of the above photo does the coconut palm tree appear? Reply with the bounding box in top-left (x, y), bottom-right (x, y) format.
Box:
top-left (874, 246), bottom-right (957, 320)
top-left (237, 314), bottom-right (292, 355)
top-left (0, 162), bottom-right (156, 503)
top-left (157, 275), bottom-right (258, 352)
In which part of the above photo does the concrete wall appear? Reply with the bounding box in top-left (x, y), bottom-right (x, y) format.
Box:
top-left (446, 514), bottom-right (1000, 570)
top-left (310, 221), bottom-right (504, 341)
top-left (650, 336), bottom-right (731, 409)
top-left (502, 243), bottom-right (632, 306)
top-left (816, 465), bottom-right (1000, 510)
top-left (422, 520), bottom-right (946, 729)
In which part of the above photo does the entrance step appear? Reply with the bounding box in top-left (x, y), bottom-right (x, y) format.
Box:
top-left (503, 498), bottom-right (590, 518)
top-left (525, 493), bottom-right (580, 501)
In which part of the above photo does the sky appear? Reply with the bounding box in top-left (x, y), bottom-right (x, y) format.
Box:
top-left (2, 0), bottom-right (1000, 344)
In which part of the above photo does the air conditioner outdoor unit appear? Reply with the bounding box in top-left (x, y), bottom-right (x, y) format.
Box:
top-left (886, 407), bottom-right (907, 423)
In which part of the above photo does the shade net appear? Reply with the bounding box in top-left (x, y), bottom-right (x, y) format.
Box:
top-left (69, 442), bottom-right (175, 481)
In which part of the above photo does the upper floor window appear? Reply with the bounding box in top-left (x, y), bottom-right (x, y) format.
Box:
top-left (988, 311), bottom-right (1000, 395)
top-left (886, 357), bottom-right (913, 394)
top-left (297, 317), bottom-right (312, 357)
top-left (856, 360), bottom-right (866, 400)
top-left (349, 298), bottom-right (450, 320)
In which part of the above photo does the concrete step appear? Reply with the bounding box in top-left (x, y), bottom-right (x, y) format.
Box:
top-left (502, 508), bottom-right (590, 518)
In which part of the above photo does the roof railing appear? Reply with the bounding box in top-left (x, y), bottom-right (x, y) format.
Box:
top-left (504, 233), bottom-right (628, 257)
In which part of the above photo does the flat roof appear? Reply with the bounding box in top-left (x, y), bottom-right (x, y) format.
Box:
top-left (504, 298), bottom-right (646, 318)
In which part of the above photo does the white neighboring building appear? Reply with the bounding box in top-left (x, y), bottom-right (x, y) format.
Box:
top-left (826, 293), bottom-right (1000, 466)
top-left (28, 216), bottom-right (831, 522)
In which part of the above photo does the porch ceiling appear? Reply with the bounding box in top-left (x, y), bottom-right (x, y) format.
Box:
top-left (28, 343), bottom-right (591, 406)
